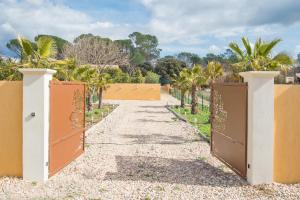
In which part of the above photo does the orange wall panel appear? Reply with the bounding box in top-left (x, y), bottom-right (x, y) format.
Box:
top-left (103, 84), bottom-right (161, 100)
top-left (0, 81), bottom-right (23, 177)
top-left (274, 85), bottom-right (300, 183)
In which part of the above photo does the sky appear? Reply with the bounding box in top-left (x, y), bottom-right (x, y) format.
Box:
top-left (1, 0), bottom-right (300, 58)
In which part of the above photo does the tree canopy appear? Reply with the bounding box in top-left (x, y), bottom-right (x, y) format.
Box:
top-left (63, 34), bottom-right (129, 66)
top-left (155, 57), bottom-right (187, 84)
top-left (35, 35), bottom-right (70, 59)
top-left (129, 32), bottom-right (161, 63)
top-left (177, 52), bottom-right (202, 67)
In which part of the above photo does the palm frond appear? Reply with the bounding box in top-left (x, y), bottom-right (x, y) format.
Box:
top-left (242, 37), bottom-right (252, 56)
top-left (17, 36), bottom-right (34, 58)
top-left (206, 61), bottom-right (223, 81)
top-left (229, 42), bottom-right (244, 59)
top-left (260, 38), bottom-right (282, 56)
top-left (37, 36), bottom-right (57, 58)
top-left (253, 38), bottom-right (262, 58)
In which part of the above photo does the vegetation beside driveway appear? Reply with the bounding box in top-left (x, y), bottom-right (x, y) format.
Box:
top-left (169, 105), bottom-right (211, 141)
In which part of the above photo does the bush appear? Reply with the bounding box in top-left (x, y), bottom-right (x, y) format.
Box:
top-left (104, 68), bottom-right (131, 83)
top-left (145, 71), bottom-right (160, 83)
top-left (131, 69), bottom-right (145, 83)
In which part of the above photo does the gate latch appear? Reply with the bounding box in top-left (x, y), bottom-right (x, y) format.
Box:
top-left (30, 112), bottom-right (36, 117)
top-left (248, 164), bottom-right (250, 169)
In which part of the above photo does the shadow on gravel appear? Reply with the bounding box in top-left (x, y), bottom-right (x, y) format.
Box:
top-left (104, 156), bottom-right (246, 187)
top-left (86, 134), bottom-right (203, 145)
top-left (135, 110), bottom-right (169, 114)
top-left (121, 134), bottom-right (199, 145)
top-left (139, 106), bottom-right (166, 109)
top-left (136, 119), bottom-right (175, 123)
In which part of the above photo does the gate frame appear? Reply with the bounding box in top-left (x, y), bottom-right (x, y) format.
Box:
top-left (210, 82), bottom-right (248, 179)
top-left (49, 81), bottom-right (86, 177)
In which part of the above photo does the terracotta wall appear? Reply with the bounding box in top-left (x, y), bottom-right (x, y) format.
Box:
top-left (0, 81), bottom-right (23, 177)
top-left (274, 85), bottom-right (300, 183)
top-left (103, 84), bottom-right (160, 100)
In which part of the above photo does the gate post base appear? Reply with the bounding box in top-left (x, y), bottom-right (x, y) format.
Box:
top-left (240, 71), bottom-right (279, 185)
top-left (19, 68), bottom-right (56, 182)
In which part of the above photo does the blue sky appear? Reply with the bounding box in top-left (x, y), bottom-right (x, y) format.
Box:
top-left (1, 0), bottom-right (300, 58)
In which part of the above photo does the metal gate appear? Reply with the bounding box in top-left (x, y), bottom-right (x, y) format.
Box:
top-left (49, 81), bottom-right (85, 177)
top-left (211, 83), bottom-right (247, 178)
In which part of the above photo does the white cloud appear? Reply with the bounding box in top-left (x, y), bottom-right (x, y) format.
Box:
top-left (25, 0), bottom-right (45, 5)
top-left (1, 23), bottom-right (16, 34)
top-left (0, 0), bottom-right (132, 46)
top-left (208, 45), bottom-right (222, 54)
top-left (1, 0), bottom-right (300, 56)
top-left (140, 0), bottom-right (300, 45)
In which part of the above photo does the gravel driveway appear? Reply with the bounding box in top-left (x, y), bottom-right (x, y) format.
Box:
top-left (1, 93), bottom-right (300, 200)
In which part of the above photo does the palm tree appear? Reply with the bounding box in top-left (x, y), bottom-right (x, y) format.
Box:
top-left (17, 35), bottom-right (57, 68)
top-left (229, 37), bottom-right (293, 72)
top-left (172, 72), bottom-right (190, 108)
top-left (94, 72), bottom-right (111, 108)
top-left (206, 61), bottom-right (223, 83)
top-left (205, 61), bottom-right (224, 122)
top-left (181, 65), bottom-right (207, 114)
top-left (76, 66), bottom-right (97, 112)
top-left (50, 59), bottom-right (79, 81)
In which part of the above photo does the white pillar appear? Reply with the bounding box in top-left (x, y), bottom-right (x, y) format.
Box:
top-left (240, 71), bottom-right (279, 185)
top-left (19, 68), bottom-right (56, 182)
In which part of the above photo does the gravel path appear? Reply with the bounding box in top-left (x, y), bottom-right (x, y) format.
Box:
top-left (1, 94), bottom-right (300, 200)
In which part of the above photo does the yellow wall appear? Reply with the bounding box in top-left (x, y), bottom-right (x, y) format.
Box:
top-left (274, 85), bottom-right (300, 183)
top-left (0, 81), bottom-right (23, 177)
top-left (161, 84), bottom-right (171, 94)
top-left (103, 84), bottom-right (161, 100)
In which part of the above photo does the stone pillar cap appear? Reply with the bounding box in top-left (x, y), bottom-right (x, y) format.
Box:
top-left (19, 68), bottom-right (56, 75)
top-left (239, 71), bottom-right (280, 79)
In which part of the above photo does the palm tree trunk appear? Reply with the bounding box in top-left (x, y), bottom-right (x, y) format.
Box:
top-left (87, 93), bottom-right (92, 112)
top-left (180, 89), bottom-right (185, 108)
top-left (191, 85), bottom-right (198, 114)
top-left (98, 88), bottom-right (103, 109)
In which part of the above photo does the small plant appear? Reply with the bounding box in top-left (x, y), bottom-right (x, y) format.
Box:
top-left (197, 156), bottom-right (208, 161)
top-left (144, 196), bottom-right (151, 200)
top-left (99, 187), bottom-right (108, 193)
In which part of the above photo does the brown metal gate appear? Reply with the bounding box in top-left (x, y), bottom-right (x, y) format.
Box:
top-left (211, 83), bottom-right (247, 178)
top-left (49, 81), bottom-right (85, 177)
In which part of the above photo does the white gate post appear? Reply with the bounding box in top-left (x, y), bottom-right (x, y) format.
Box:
top-left (19, 68), bottom-right (56, 182)
top-left (240, 71), bottom-right (279, 185)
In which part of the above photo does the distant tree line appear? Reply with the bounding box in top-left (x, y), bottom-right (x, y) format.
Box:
top-left (0, 33), bottom-right (295, 110)
top-left (4, 32), bottom-right (243, 85)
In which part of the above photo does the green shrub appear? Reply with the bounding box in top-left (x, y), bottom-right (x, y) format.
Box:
top-left (145, 71), bottom-right (160, 83)
top-left (131, 69), bottom-right (145, 83)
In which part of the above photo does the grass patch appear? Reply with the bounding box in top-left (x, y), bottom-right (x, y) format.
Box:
top-left (85, 104), bottom-right (117, 128)
top-left (170, 105), bottom-right (211, 140)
